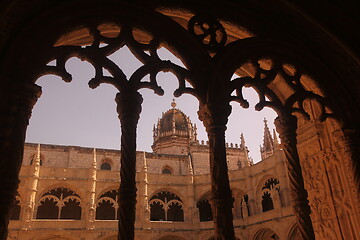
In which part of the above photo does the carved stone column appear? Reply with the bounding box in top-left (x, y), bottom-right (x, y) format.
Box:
top-left (116, 91), bottom-right (143, 240)
top-left (22, 144), bottom-right (41, 230)
top-left (0, 81), bottom-right (41, 240)
top-left (198, 103), bottom-right (235, 240)
top-left (333, 128), bottom-right (360, 197)
top-left (274, 115), bottom-right (315, 240)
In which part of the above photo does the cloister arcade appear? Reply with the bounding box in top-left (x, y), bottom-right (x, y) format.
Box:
top-left (0, 0), bottom-right (359, 240)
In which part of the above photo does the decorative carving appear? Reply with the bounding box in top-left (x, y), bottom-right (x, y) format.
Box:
top-left (188, 14), bottom-right (227, 53)
top-left (274, 114), bottom-right (315, 240)
top-left (333, 129), bottom-right (360, 197)
top-left (43, 23), bottom-right (196, 98)
top-left (302, 153), bottom-right (339, 240)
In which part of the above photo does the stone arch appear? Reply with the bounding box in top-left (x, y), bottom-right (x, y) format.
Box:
top-left (35, 186), bottom-right (82, 220)
top-left (253, 228), bottom-right (280, 240)
top-left (0, 1), bottom-right (359, 240)
top-left (96, 188), bottom-right (118, 220)
top-left (255, 175), bottom-right (281, 213)
top-left (161, 165), bottom-right (173, 174)
top-left (99, 157), bottom-right (113, 170)
top-left (36, 183), bottom-right (84, 204)
top-left (157, 235), bottom-right (186, 240)
top-left (196, 191), bottom-right (213, 222)
top-left (232, 188), bottom-right (250, 219)
top-left (149, 189), bottom-right (184, 222)
top-left (287, 223), bottom-right (299, 240)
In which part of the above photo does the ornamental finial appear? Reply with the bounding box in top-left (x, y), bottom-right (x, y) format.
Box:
top-left (171, 99), bottom-right (176, 108)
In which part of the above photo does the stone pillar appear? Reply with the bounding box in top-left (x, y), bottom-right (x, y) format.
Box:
top-left (86, 149), bottom-right (97, 230)
top-left (140, 152), bottom-right (150, 226)
top-left (116, 91), bottom-right (143, 240)
top-left (22, 144), bottom-right (41, 230)
top-left (186, 154), bottom-right (196, 223)
top-left (198, 103), bottom-right (235, 240)
top-left (274, 115), bottom-right (315, 240)
top-left (333, 128), bottom-right (360, 197)
top-left (0, 81), bottom-right (41, 240)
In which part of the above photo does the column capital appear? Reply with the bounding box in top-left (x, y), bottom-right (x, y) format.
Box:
top-left (0, 81), bottom-right (42, 122)
top-left (197, 103), bottom-right (231, 131)
top-left (115, 91), bottom-right (143, 123)
top-left (274, 114), bottom-right (297, 136)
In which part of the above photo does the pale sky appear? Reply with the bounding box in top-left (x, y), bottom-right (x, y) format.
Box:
top-left (26, 47), bottom-right (278, 163)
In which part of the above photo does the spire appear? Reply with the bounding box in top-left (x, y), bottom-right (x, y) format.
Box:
top-left (153, 124), bottom-right (156, 140)
top-left (240, 133), bottom-right (246, 149)
top-left (261, 118), bottom-right (275, 160)
top-left (262, 118), bottom-right (274, 152)
top-left (273, 129), bottom-right (280, 149)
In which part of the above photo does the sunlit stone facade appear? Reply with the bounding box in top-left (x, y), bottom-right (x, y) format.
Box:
top-left (8, 105), bottom-right (297, 240)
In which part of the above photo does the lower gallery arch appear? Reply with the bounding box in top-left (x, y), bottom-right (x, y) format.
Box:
top-left (197, 192), bottom-right (213, 222)
top-left (287, 224), bottom-right (299, 240)
top-left (158, 235), bottom-right (186, 240)
top-left (253, 228), bottom-right (280, 240)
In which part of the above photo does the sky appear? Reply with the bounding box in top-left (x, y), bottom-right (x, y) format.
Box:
top-left (26, 47), bottom-right (278, 163)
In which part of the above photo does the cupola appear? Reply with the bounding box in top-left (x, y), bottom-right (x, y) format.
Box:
top-left (152, 100), bottom-right (197, 155)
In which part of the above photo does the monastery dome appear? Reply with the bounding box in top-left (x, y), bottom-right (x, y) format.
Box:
top-left (152, 100), bottom-right (197, 154)
top-left (159, 108), bottom-right (189, 133)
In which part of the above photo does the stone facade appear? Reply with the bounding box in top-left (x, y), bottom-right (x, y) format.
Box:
top-left (8, 105), bottom-right (296, 240)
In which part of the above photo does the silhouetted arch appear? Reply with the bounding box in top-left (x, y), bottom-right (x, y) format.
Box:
top-left (260, 177), bottom-right (280, 212)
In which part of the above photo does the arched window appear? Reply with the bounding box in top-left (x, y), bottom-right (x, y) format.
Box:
top-left (261, 191), bottom-right (274, 212)
top-left (261, 178), bottom-right (280, 212)
top-left (162, 167), bottom-right (172, 174)
top-left (149, 190), bottom-right (184, 222)
top-left (36, 187), bottom-right (82, 220)
top-left (10, 195), bottom-right (21, 220)
top-left (96, 189), bottom-right (118, 220)
top-left (100, 162), bottom-right (112, 170)
top-left (197, 198), bottom-right (213, 222)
